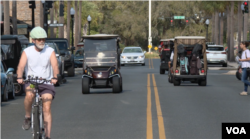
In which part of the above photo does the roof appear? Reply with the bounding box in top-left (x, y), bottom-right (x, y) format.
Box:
top-left (160, 38), bottom-right (174, 41)
top-left (174, 36), bottom-right (206, 39)
top-left (207, 45), bottom-right (224, 47)
top-left (82, 34), bottom-right (119, 40)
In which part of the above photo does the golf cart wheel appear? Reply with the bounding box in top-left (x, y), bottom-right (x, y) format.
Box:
top-left (142, 63), bottom-right (145, 66)
top-left (112, 76), bottom-right (121, 93)
top-left (223, 63), bottom-right (227, 67)
top-left (236, 71), bottom-right (241, 80)
top-left (67, 62), bottom-right (75, 77)
top-left (160, 68), bottom-right (165, 74)
top-left (198, 79), bottom-right (207, 86)
top-left (121, 64), bottom-right (125, 66)
top-left (168, 72), bottom-right (173, 83)
top-left (82, 77), bottom-right (90, 94)
top-left (173, 79), bottom-right (180, 86)
top-left (3, 83), bottom-right (8, 101)
top-left (8, 84), bottom-right (15, 99)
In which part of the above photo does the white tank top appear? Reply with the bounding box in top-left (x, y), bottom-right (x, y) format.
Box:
top-left (24, 45), bottom-right (54, 82)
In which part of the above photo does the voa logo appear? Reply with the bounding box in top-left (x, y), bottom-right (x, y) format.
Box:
top-left (226, 127), bottom-right (247, 134)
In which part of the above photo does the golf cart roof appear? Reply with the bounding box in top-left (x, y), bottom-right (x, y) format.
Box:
top-left (82, 34), bottom-right (119, 40)
top-left (207, 45), bottom-right (224, 47)
top-left (175, 36), bottom-right (206, 39)
top-left (1, 35), bottom-right (18, 40)
top-left (160, 38), bottom-right (174, 41)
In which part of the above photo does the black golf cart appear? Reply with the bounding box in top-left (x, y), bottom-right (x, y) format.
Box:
top-left (159, 38), bottom-right (174, 74)
top-left (81, 34), bottom-right (123, 94)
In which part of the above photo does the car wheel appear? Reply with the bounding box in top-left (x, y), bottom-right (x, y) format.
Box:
top-left (67, 62), bottom-right (75, 77)
top-left (236, 71), bottom-right (241, 80)
top-left (112, 76), bottom-right (121, 93)
top-left (142, 63), bottom-right (145, 66)
top-left (82, 77), bottom-right (90, 94)
top-left (198, 78), bottom-right (207, 86)
top-left (223, 63), bottom-right (227, 67)
top-left (3, 83), bottom-right (8, 101)
top-left (8, 83), bottom-right (15, 99)
top-left (120, 78), bottom-right (123, 92)
top-left (14, 83), bottom-right (24, 96)
top-left (173, 79), bottom-right (180, 86)
top-left (121, 64), bottom-right (125, 66)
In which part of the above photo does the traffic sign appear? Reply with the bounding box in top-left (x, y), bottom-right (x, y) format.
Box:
top-left (174, 16), bottom-right (185, 19)
top-left (148, 45), bottom-right (152, 49)
top-left (49, 24), bottom-right (64, 27)
top-left (154, 47), bottom-right (158, 50)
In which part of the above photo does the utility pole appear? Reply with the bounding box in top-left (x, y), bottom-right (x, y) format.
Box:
top-left (148, 0), bottom-right (152, 53)
top-left (12, 1), bottom-right (17, 35)
top-left (59, 1), bottom-right (64, 38)
top-left (28, 1), bottom-right (36, 28)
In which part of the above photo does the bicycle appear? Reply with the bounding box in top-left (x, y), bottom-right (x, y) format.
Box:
top-left (22, 75), bottom-right (51, 139)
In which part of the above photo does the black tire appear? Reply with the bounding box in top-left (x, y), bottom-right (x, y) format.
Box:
top-left (222, 63), bottom-right (227, 67)
top-left (112, 76), bottom-right (121, 93)
top-left (121, 64), bottom-right (125, 66)
top-left (8, 84), bottom-right (15, 99)
top-left (236, 71), bottom-right (241, 80)
top-left (198, 79), bottom-right (207, 86)
top-left (168, 72), bottom-right (173, 83)
top-left (67, 62), bottom-right (75, 77)
top-left (14, 83), bottom-right (24, 96)
top-left (82, 77), bottom-right (90, 94)
top-left (160, 68), bottom-right (165, 74)
top-left (33, 106), bottom-right (40, 139)
top-left (173, 78), bottom-right (180, 86)
top-left (142, 63), bottom-right (145, 66)
top-left (3, 83), bottom-right (8, 101)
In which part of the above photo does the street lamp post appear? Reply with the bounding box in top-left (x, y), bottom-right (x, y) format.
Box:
top-left (87, 15), bottom-right (91, 35)
top-left (205, 19), bottom-right (210, 41)
top-left (70, 7), bottom-right (75, 48)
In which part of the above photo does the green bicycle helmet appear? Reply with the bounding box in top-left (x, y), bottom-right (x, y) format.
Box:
top-left (30, 26), bottom-right (47, 39)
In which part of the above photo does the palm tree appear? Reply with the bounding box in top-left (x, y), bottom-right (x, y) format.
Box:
top-left (58, 1), bottom-right (64, 38)
top-left (215, 12), bottom-right (219, 44)
top-left (219, 12), bottom-right (224, 45)
top-left (74, 1), bottom-right (79, 47)
top-left (238, 1), bottom-right (242, 49)
top-left (50, 2), bottom-right (54, 38)
top-left (230, 1), bottom-right (234, 62)
top-left (226, 6), bottom-right (230, 60)
top-left (4, 1), bottom-right (10, 35)
top-left (79, 1), bottom-right (82, 39)
top-left (12, 1), bottom-right (17, 35)
top-left (67, 1), bottom-right (70, 47)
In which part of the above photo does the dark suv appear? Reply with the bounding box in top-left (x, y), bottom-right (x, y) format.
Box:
top-left (46, 38), bottom-right (75, 77)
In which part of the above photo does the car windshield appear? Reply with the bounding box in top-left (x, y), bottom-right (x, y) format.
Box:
top-left (123, 48), bottom-right (142, 53)
top-left (84, 39), bottom-right (117, 67)
top-left (46, 43), bottom-right (59, 54)
top-left (53, 42), bottom-right (68, 50)
top-left (75, 49), bottom-right (84, 57)
top-left (1, 62), bottom-right (5, 73)
top-left (207, 47), bottom-right (224, 51)
top-left (1, 44), bottom-right (12, 54)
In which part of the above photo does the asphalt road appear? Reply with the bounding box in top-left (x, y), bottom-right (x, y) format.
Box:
top-left (1, 59), bottom-right (249, 139)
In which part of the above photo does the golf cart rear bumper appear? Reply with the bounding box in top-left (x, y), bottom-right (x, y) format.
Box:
top-left (174, 75), bottom-right (206, 80)
top-left (160, 63), bottom-right (169, 70)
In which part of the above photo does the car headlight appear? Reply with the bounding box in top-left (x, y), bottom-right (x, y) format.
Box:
top-left (139, 55), bottom-right (144, 59)
top-left (84, 69), bottom-right (92, 76)
top-left (120, 56), bottom-right (126, 59)
top-left (109, 68), bottom-right (117, 76)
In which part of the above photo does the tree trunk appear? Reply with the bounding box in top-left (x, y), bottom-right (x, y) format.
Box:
top-left (54, 3), bottom-right (58, 38)
top-left (12, 1), bottom-right (17, 35)
top-left (50, 2), bottom-right (54, 38)
top-left (59, 1), bottom-right (64, 38)
top-left (74, 1), bottom-right (79, 47)
top-left (220, 13), bottom-right (224, 45)
top-left (83, 23), bottom-right (88, 36)
top-left (67, 1), bottom-right (70, 47)
top-left (215, 12), bottom-right (219, 44)
top-left (227, 6), bottom-right (230, 60)
top-left (40, 1), bottom-right (44, 28)
top-left (230, 1), bottom-right (234, 61)
top-left (79, 1), bottom-right (82, 39)
top-left (244, 9), bottom-right (248, 41)
top-left (212, 14), bottom-right (215, 42)
top-left (238, 1), bottom-right (242, 50)
top-left (4, 1), bottom-right (10, 35)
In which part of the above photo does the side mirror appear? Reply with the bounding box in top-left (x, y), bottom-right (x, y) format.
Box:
top-left (6, 68), bottom-right (14, 74)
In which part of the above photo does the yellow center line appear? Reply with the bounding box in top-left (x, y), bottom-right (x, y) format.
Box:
top-left (149, 59), bottom-right (151, 69)
top-left (147, 74), bottom-right (153, 139)
top-left (152, 74), bottom-right (166, 139)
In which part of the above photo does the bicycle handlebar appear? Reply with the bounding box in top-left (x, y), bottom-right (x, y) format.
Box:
top-left (22, 75), bottom-right (51, 85)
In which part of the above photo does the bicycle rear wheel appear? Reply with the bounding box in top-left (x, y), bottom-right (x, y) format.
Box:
top-left (33, 105), bottom-right (40, 139)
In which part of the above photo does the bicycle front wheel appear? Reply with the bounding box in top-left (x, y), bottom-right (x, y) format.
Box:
top-left (32, 105), bottom-right (40, 139)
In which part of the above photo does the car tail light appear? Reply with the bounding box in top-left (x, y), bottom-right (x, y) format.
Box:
top-left (206, 52), bottom-right (209, 54)
top-left (221, 52), bottom-right (226, 54)
top-left (201, 69), bottom-right (205, 73)
top-left (175, 69), bottom-right (179, 73)
top-left (85, 70), bottom-right (87, 73)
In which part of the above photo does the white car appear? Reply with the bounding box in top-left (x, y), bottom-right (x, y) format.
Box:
top-left (120, 47), bottom-right (146, 66)
top-left (206, 45), bottom-right (227, 67)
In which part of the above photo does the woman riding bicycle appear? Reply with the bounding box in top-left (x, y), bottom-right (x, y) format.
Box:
top-left (17, 26), bottom-right (59, 139)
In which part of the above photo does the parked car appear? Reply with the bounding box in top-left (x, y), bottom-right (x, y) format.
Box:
top-left (1, 61), bottom-right (15, 101)
top-left (206, 44), bottom-right (227, 67)
top-left (46, 38), bottom-right (75, 77)
top-left (81, 34), bottom-right (123, 94)
top-left (1, 35), bottom-right (23, 96)
top-left (46, 42), bottom-right (65, 86)
top-left (74, 48), bottom-right (84, 68)
top-left (120, 47), bottom-right (146, 66)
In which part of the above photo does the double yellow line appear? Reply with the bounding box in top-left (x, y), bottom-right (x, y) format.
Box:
top-left (147, 74), bottom-right (166, 139)
top-left (149, 59), bottom-right (154, 69)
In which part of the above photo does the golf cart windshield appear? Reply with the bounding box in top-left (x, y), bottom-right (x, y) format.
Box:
top-left (84, 39), bottom-right (117, 67)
